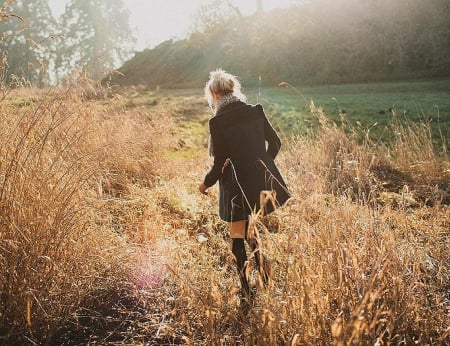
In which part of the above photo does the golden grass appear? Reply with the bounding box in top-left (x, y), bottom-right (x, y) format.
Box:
top-left (145, 103), bottom-right (449, 345)
top-left (0, 86), bottom-right (449, 345)
top-left (0, 84), bottom-right (176, 343)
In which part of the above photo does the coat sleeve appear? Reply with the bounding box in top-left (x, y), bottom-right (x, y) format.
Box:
top-left (260, 105), bottom-right (281, 159)
top-left (203, 119), bottom-right (228, 187)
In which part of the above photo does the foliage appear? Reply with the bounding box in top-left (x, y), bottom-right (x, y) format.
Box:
top-left (191, 0), bottom-right (241, 35)
top-left (111, 0), bottom-right (450, 88)
top-left (56, 0), bottom-right (135, 81)
top-left (0, 0), bottom-right (57, 87)
top-left (0, 0), bottom-right (136, 86)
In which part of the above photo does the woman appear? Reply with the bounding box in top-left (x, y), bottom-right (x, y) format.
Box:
top-left (199, 69), bottom-right (290, 311)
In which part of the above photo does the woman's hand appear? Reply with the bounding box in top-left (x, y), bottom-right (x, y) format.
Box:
top-left (199, 183), bottom-right (208, 195)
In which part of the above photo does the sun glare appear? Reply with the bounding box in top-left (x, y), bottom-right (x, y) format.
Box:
top-left (49, 0), bottom-right (298, 50)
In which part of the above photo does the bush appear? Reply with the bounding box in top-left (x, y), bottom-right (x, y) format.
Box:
top-left (0, 85), bottom-right (174, 343)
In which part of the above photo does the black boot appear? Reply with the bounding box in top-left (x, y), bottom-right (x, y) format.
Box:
top-left (232, 238), bottom-right (252, 312)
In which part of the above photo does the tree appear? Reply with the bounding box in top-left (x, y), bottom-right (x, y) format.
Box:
top-left (57, 0), bottom-right (135, 81)
top-left (256, 0), bottom-right (263, 13)
top-left (191, 0), bottom-right (241, 35)
top-left (112, 0), bottom-right (450, 87)
top-left (0, 0), bottom-right (57, 87)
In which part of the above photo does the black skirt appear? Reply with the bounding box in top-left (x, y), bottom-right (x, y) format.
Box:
top-left (218, 158), bottom-right (290, 222)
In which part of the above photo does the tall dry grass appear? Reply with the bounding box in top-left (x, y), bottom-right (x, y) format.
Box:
top-left (0, 83), bottom-right (448, 345)
top-left (153, 103), bottom-right (449, 345)
top-left (0, 84), bottom-right (175, 343)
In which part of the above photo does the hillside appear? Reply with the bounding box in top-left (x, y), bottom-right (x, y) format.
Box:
top-left (109, 0), bottom-right (450, 89)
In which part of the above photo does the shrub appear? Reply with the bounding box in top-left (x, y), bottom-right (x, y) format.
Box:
top-left (0, 85), bottom-right (174, 343)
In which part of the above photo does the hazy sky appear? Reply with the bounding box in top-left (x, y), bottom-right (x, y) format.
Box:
top-left (48, 0), bottom-right (298, 50)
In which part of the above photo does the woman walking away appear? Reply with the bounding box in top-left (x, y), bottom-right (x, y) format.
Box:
top-left (198, 69), bottom-right (291, 313)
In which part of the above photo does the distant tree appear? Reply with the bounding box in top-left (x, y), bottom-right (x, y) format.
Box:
top-left (256, 0), bottom-right (263, 13)
top-left (56, 0), bottom-right (135, 81)
top-left (112, 0), bottom-right (450, 88)
top-left (191, 0), bottom-right (241, 35)
top-left (0, 0), bottom-right (57, 87)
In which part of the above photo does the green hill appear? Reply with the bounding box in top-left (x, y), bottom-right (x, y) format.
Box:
top-left (109, 0), bottom-right (450, 89)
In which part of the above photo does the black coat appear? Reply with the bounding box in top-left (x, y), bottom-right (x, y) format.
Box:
top-left (203, 101), bottom-right (290, 222)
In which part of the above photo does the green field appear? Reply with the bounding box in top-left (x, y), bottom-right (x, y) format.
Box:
top-left (119, 79), bottom-right (450, 147)
top-left (241, 79), bottom-right (450, 145)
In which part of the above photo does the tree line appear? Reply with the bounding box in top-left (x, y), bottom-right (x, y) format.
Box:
top-left (1, 0), bottom-right (449, 88)
top-left (113, 0), bottom-right (450, 88)
top-left (0, 0), bottom-right (134, 86)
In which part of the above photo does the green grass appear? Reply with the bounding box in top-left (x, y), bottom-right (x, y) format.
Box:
top-left (243, 79), bottom-right (450, 146)
top-left (120, 79), bottom-right (449, 147)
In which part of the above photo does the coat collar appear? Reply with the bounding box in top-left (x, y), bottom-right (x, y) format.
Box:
top-left (213, 100), bottom-right (248, 119)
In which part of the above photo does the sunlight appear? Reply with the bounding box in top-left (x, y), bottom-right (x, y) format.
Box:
top-left (132, 236), bottom-right (182, 289)
top-left (49, 0), bottom-right (298, 50)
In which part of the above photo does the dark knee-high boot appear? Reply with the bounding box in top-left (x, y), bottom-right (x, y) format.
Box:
top-left (231, 238), bottom-right (250, 300)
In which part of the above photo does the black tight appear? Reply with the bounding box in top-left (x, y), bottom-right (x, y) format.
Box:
top-left (232, 221), bottom-right (270, 301)
top-left (232, 238), bottom-right (250, 297)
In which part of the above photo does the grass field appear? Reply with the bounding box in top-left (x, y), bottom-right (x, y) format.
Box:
top-left (242, 79), bottom-right (450, 145)
top-left (1, 80), bottom-right (449, 345)
top-left (135, 79), bottom-right (450, 146)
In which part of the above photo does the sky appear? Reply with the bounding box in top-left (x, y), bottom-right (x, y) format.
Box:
top-left (48, 0), bottom-right (298, 51)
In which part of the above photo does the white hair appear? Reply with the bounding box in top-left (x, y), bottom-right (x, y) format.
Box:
top-left (204, 68), bottom-right (246, 108)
